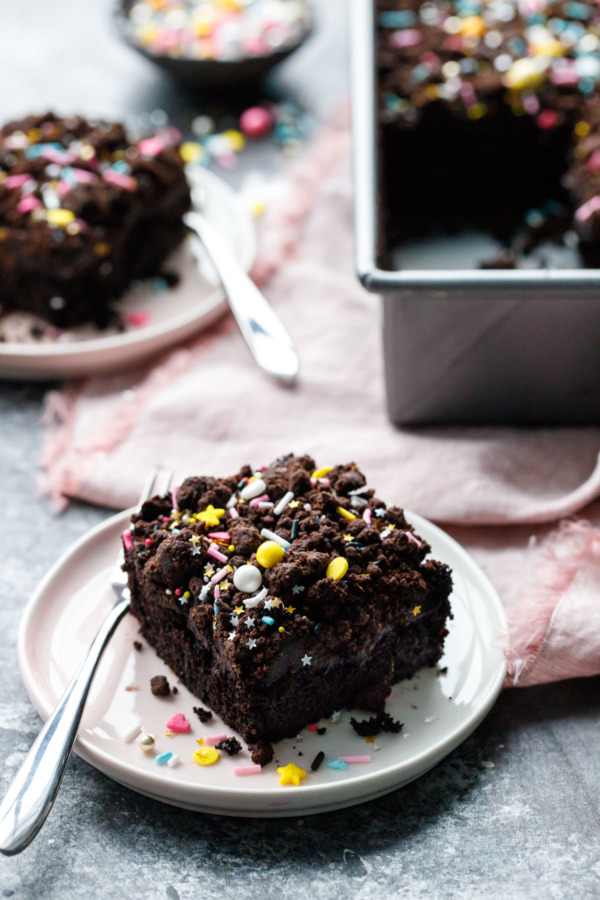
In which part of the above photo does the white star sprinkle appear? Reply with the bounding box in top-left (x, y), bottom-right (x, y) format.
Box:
top-left (230, 615), bottom-right (239, 627)
top-left (263, 599), bottom-right (274, 610)
top-left (301, 654), bottom-right (312, 666)
top-left (191, 546), bottom-right (203, 556)
top-left (247, 638), bottom-right (257, 649)
top-left (380, 528), bottom-right (391, 540)
top-left (292, 585), bottom-right (305, 595)
top-left (228, 632), bottom-right (236, 641)
top-left (375, 508), bottom-right (386, 517)
top-left (246, 617), bottom-right (255, 628)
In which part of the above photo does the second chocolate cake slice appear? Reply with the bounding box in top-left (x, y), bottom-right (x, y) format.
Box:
top-left (123, 454), bottom-right (453, 749)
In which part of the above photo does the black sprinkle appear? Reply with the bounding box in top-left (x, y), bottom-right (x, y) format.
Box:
top-left (172, 686), bottom-right (178, 694)
top-left (311, 751), bottom-right (325, 771)
top-left (290, 519), bottom-right (299, 540)
top-left (215, 737), bottom-right (242, 756)
top-left (316, 727), bottom-right (327, 735)
top-left (193, 706), bottom-right (213, 723)
top-left (133, 641), bottom-right (143, 651)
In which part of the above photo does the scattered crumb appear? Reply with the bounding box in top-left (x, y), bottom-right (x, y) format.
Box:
top-left (125, 685), bottom-right (139, 692)
top-left (250, 741), bottom-right (274, 766)
top-left (215, 737), bottom-right (242, 757)
top-left (172, 686), bottom-right (178, 694)
top-left (438, 666), bottom-right (448, 675)
top-left (150, 675), bottom-right (171, 697)
top-left (193, 706), bottom-right (213, 723)
top-left (316, 727), bottom-right (327, 735)
top-left (133, 641), bottom-right (143, 652)
top-left (350, 711), bottom-right (403, 737)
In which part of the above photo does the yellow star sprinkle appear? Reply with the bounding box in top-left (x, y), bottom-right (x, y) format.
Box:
top-left (196, 505), bottom-right (226, 527)
top-left (277, 762), bottom-right (306, 786)
top-left (288, 500), bottom-right (300, 508)
top-left (285, 605), bottom-right (296, 614)
top-left (270, 598), bottom-right (283, 608)
top-left (389, 523), bottom-right (396, 530)
top-left (189, 534), bottom-right (201, 545)
top-left (365, 736), bottom-right (375, 744)
top-left (219, 581), bottom-right (229, 590)
top-left (412, 605), bottom-right (422, 616)
top-left (204, 566), bottom-right (215, 578)
top-left (343, 533), bottom-right (354, 543)
top-left (234, 605), bottom-right (244, 615)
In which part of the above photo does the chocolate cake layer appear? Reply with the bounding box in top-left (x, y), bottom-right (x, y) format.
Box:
top-left (123, 455), bottom-right (453, 747)
top-left (0, 112), bottom-right (190, 329)
top-left (376, 0), bottom-right (600, 263)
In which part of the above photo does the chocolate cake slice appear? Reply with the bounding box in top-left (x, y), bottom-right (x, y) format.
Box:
top-left (0, 112), bottom-right (190, 329)
top-left (376, 0), bottom-right (600, 265)
top-left (123, 455), bottom-right (453, 747)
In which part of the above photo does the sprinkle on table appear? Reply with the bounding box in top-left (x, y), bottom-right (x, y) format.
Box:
top-left (233, 764), bottom-right (262, 776)
top-left (193, 746), bottom-right (219, 766)
top-left (328, 759), bottom-right (349, 771)
top-left (311, 751), bottom-right (325, 772)
top-left (277, 762), bottom-right (307, 786)
top-left (166, 713), bottom-right (191, 733)
top-left (340, 755), bottom-right (372, 764)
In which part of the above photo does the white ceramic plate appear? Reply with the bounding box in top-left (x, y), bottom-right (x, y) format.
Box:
top-left (18, 509), bottom-right (507, 817)
top-left (0, 167), bottom-right (255, 380)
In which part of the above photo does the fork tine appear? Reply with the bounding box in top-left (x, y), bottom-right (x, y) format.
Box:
top-left (155, 468), bottom-right (174, 500)
top-left (136, 467), bottom-right (160, 513)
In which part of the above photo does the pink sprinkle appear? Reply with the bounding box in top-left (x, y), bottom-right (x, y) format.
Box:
top-left (125, 310), bottom-right (150, 328)
top-left (41, 148), bottom-right (78, 165)
top-left (538, 110), bottom-right (558, 131)
top-left (103, 169), bottom-right (138, 191)
top-left (550, 66), bottom-right (579, 86)
top-left (588, 150), bottom-right (600, 172)
top-left (234, 764), bottom-right (262, 776)
top-left (406, 531), bottom-right (423, 548)
top-left (523, 94), bottom-right (540, 115)
top-left (363, 508), bottom-right (372, 525)
top-left (162, 516), bottom-right (169, 522)
top-left (214, 585), bottom-right (220, 600)
top-left (208, 544), bottom-right (228, 564)
top-left (5, 174), bottom-right (32, 189)
top-left (340, 755), bottom-right (372, 764)
top-left (389, 29), bottom-right (421, 48)
top-left (144, 538), bottom-right (152, 546)
top-left (318, 477), bottom-right (331, 486)
top-left (308, 724), bottom-right (317, 731)
top-left (208, 532), bottom-right (230, 540)
top-left (443, 35), bottom-right (463, 51)
top-left (210, 566), bottom-right (229, 585)
top-left (72, 167), bottom-right (98, 184)
top-left (166, 713), bottom-right (190, 733)
top-left (239, 106), bottom-right (274, 138)
top-left (171, 486), bottom-right (179, 510)
top-left (122, 530), bottom-right (133, 551)
top-left (57, 180), bottom-right (72, 197)
top-left (204, 733), bottom-right (228, 746)
top-left (249, 494), bottom-right (270, 506)
top-left (229, 508), bottom-right (239, 519)
top-left (156, 127), bottom-right (181, 146)
top-left (216, 153), bottom-right (238, 170)
top-left (575, 195), bottom-right (600, 223)
top-left (310, 477), bottom-right (317, 485)
top-left (175, 588), bottom-right (182, 596)
top-left (138, 136), bottom-right (164, 157)
top-left (17, 195), bottom-right (42, 213)
top-left (460, 82), bottom-right (477, 105)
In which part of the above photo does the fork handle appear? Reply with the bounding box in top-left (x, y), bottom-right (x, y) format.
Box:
top-left (0, 592), bottom-right (131, 855)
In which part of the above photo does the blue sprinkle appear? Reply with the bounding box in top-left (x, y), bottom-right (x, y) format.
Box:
top-left (171, 528), bottom-right (180, 534)
top-left (411, 64), bottom-right (431, 83)
top-left (579, 76), bottom-right (596, 93)
top-left (527, 11), bottom-right (546, 23)
top-left (112, 160), bottom-right (131, 174)
top-left (565, 1), bottom-right (591, 18)
top-left (153, 278), bottom-right (168, 294)
top-left (262, 615), bottom-right (275, 626)
top-left (61, 166), bottom-right (77, 185)
top-left (290, 520), bottom-right (299, 541)
top-left (25, 142), bottom-right (63, 158)
top-left (328, 759), bottom-right (349, 770)
top-left (314, 623), bottom-right (322, 633)
top-left (155, 752), bottom-right (172, 766)
top-left (507, 37), bottom-right (526, 55)
top-left (379, 10), bottom-right (416, 27)
top-left (51, 230), bottom-right (65, 243)
top-left (549, 17), bottom-right (567, 33)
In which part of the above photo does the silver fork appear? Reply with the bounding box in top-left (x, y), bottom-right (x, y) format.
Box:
top-left (0, 467), bottom-right (173, 856)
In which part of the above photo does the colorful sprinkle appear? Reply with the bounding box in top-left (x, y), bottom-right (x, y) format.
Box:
top-left (260, 528), bottom-right (291, 550)
top-left (155, 751), bottom-right (173, 765)
top-left (256, 540), bottom-right (285, 568)
top-left (340, 755), bottom-right (372, 764)
top-left (138, 733), bottom-right (155, 752)
top-left (328, 759), bottom-right (349, 770)
top-left (273, 491), bottom-right (295, 515)
top-left (208, 543), bottom-right (228, 564)
top-left (234, 764), bottom-right (262, 776)
top-left (337, 506), bottom-right (356, 521)
top-left (311, 751), bottom-right (325, 771)
top-left (326, 557), bottom-right (349, 581)
top-left (204, 733), bottom-right (228, 746)
top-left (239, 478), bottom-right (267, 500)
top-left (233, 564), bottom-right (262, 593)
top-left (193, 746), bottom-right (219, 766)
top-left (277, 762), bottom-right (307, 786)
top-left (166, 713), bottom-right (191, 733)
top-left (122, 529), bottom-right (133, 551)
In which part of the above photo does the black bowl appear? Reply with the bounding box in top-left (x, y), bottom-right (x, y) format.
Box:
top-left (115, 0), bottom-right (313, 92)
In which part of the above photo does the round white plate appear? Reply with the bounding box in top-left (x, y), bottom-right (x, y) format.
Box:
top-left (0, 167), bottom-right (255, 380)
top-left (18, 509), bottom-right (507, 817)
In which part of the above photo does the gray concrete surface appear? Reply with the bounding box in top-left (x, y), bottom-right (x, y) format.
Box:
top-left (0, 2), bottom-right (599, 897)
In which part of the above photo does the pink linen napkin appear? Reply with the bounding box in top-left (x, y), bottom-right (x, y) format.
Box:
top-left (41, 118), bottom-right (600, 690)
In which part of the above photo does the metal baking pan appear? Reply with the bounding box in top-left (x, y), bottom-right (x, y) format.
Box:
top-left (350, 0), bottom-right (600, 425)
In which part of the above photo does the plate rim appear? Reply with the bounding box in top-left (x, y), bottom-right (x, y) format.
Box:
top-left (0, 167), bottom-right (256, 360)
top-left (17, 507), bottom-right (508, 810)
